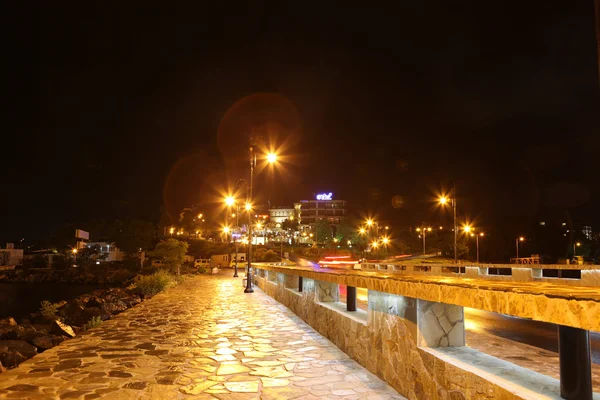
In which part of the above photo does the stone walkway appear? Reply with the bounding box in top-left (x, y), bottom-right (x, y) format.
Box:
top-left (0, 274), bottom-right (404, 400)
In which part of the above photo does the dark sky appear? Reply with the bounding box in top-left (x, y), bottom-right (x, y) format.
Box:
top-left (3, 1), bottom-right (599, 244)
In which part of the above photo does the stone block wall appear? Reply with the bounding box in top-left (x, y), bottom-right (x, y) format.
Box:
top-left (316, 280), bottom-right (339, 302)
top-left (254, 269), bottom-right (529, 400)
top-left (417, 300), bottom-right (464, 348)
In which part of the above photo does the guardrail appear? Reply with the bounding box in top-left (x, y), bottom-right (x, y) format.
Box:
top-left (251, 262), bottom-right (599, 400)
top-left (358, 262), bottom-right (600, 287)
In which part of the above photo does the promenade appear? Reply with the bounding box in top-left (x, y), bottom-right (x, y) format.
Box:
top-left (0, 274), bottom-right (403, 400)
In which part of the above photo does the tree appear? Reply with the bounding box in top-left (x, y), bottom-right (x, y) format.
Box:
top-left (179, 209), bottom-right (197, 234)
top-left (281, 219), bottom-right (299, 232)
top-left (75, 245), bottom-right (107, 273)
top-left (313, 219), bottom-right (332, 244)
top-left (334, 219), bottom-right (355, 244)
top-left (150, 239), bottom-right (189, 275)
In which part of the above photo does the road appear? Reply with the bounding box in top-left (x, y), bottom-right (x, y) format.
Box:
top-left (351, 287), bottom-right (599, 364)
top-left (465, 308), bottom-right (600, 364)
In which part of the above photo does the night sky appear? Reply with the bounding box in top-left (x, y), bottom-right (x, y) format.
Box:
top-left (3, 2), bottom-right (599, 246)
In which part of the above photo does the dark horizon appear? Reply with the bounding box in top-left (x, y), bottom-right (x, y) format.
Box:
top-left (3, 2), bottom-right (599, 250)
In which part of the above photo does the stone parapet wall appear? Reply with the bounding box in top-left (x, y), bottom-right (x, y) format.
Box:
top-left (254, 271), bottom-right (526, 400)
top-left (361, 263), bottom-right (600, 287)
top-left (253, 263), bottom-right (600, 331)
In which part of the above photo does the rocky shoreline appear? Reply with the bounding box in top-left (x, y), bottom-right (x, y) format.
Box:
top-left (0, 286), bottom-right (142, 373)
top-left (0, 267), bottom-right (137, 286)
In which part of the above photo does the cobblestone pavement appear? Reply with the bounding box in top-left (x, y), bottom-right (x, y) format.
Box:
top-left (0, 274), bottom-right (404, 400)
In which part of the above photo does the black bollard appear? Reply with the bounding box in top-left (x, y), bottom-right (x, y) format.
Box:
top-left (298, 276), bottom-right (303, 292)
top-left (558, 325), bottom-right (592, 400)
top-left (347, 286), bottom-right (357, 311)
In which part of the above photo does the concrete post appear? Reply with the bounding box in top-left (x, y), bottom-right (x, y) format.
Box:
top-left (316, 280), bottom-right (339, 302)
top-left (417, 300), bottom-right (464, 348)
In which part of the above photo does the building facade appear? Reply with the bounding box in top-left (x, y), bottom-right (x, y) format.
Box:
top-left (296, 193), bottom-right (347, 226)
top-left (0, 243), bottom-right (23, 267)
top-left (86, 242), bottom-right (125, 262)
top-left (269, 206), bottom-right (296, 225)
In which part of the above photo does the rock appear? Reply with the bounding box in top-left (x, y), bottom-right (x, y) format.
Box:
top-left (102, 300), bottom-right (128, 315)
top-left (0, 340), bottom-right (37, 368)
top-left (58, 298), bottom-right (87, 326)
top-left (51, 320), bottom-right (76, 338)
top-left (12, 325), bottom-right (44, 343)
top-left (86, 296), bottom-right (104, 308)
top-left (121, 295), bottom-right (141, 308)
top-left (82, 307), bottom-right (110, 322)
top-left (0, 317), bottom-right (17, 326)
top-left (31, 334), bottom-right (64, 350)
top-left (30, 312), bottom-right (60, 325)
top-left (0, 325), bottom-right (16, 340)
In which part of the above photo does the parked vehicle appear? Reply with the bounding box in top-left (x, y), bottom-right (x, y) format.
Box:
top-left (210, 254), bottom-right (230, 268)
top-left (151, 259), bottom-right (165, 268)
top-left (194, 259), bottom-right (210, 268)
top-left (229, 253), bottom-right (247, 267)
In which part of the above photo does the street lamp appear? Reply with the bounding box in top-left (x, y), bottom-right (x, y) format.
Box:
top-left (415, 227), bottom-right (432, 256)
top-left (574, 242), bottom-right (581, 257)
top-left (516, 236), bottom-right (525, 259)
top-left (439, 190), bottom-right (457, 263)
top-left (266, 152), bottom-right (278, 164)
top-left (471, 232), bottom-right (484, 263)
top-left (371, 240), bottom-right (379, 261)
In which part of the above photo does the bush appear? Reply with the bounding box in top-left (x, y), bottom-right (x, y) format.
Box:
top-left (132, 270), bottom-right (176, 298)
top-left (122, 257), bottom-right (142, 272)
top-left (51, 255), bottom-right (70, 270)
top-left (40, 300), bottom-right (60, 318)
top-left (83, 316), bottom-right (103, 331)
top-left (111, 269), bottom-right (136, 284)
top-left (254, 248), bottom-right (282, 262)
top-left (32, 254), bottom-right (49, 269)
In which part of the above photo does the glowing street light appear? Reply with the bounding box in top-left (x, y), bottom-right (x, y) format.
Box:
top-left (359, 227), bottom-right (366, 235)
top-left (245, 202), bottom-right (252, 211)
top-left (266, 152), bottom-right (278, 164)
top-left (366, 219), bottom-right (374, 227)
top-left (516, 236), bottom-right (525, 259)
top-left (438, 191), bottom-right (457, 263)
top-left (574, 241), bottom-right (582, 257)
top-left (223, 226), bottom-right (230, 234)
top-left (225, 196), bottom-right (235, 207)
top-left (463, 225), bottom-right (472, 234)
top-left (416, 226), bottom-right (432, 256)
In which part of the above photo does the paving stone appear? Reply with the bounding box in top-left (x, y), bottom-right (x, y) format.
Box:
top-left (0, 275), bottom-right (403, 399)
top-left (223, 381), bottom-right (260, 392)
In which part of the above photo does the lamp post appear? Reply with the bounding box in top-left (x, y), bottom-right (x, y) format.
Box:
top-left (573, 242), bottom-right (581, 257)
top-left (416, 227), bottom-right (432, 256)
top-left (516, 236), bottom-right (525, 259)
top-left (372, 240), bottom-right (379, 261)
top-left (381, 236), bottom-right (390, 259)
top-left (244, 139), bottom-right (278, 294)
top-left (439, 189), bottom-right (457, 263)
top-left (476, 232), bottom-right (484, 264)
